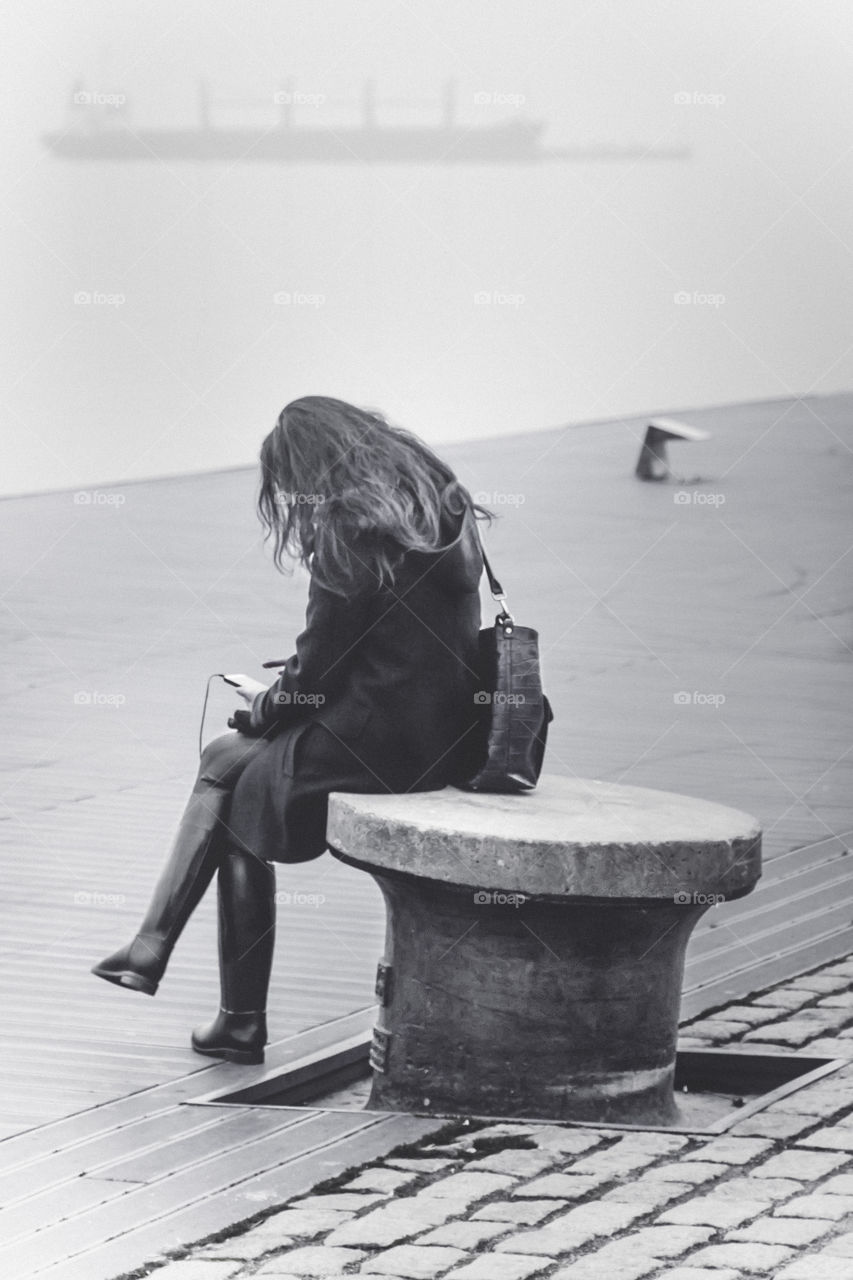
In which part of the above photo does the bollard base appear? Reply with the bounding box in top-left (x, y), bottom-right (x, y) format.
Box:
top-left (361, 870), bottom-right (706, 1127)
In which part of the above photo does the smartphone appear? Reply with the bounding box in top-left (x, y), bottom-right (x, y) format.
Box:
top-left (221, 673), bottom-right (250, 687)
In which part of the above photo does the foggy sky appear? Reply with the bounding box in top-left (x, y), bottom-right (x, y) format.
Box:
top-left (2, 1), bottom-right (852, 495)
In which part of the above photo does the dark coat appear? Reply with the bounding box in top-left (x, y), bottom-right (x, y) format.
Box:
top-left (226, 494), bottom-right (484, 863)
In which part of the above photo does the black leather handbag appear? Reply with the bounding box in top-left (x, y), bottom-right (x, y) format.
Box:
top-left (459, 546), bottom-right (553, 793)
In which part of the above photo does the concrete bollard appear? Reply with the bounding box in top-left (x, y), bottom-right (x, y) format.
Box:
top-left (327, 775), bottom-right (761, 1126)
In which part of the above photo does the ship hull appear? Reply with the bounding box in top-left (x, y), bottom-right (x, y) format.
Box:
top-left (42, 122), bottom-right (547, 162)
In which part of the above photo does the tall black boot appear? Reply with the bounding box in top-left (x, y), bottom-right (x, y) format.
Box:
top-left (191, 849), bottom-right (276, 1065)
top-left (91, 783), bottom-right (228, 996)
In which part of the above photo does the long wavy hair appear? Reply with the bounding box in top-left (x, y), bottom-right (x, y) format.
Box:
top-left (257, 396), bottom-right (492, 595)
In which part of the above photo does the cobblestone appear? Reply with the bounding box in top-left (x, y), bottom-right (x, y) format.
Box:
top-left (823, 1231), bottom-right (853, 1255)
top-left (356, 1243), bottom-right (466, 1276)
top-left (472, 1199), bottom-right (567, 1225)
top-left (254, 1244), bottom-right (366, 1275)
top-left (727, 1213), bottom-right (831, 1245)
top-left (414, 1170), bottom-right (517, 1204)
top-left (698, 1003), bottom-right (789, 1024)
top-left (386, 1157), bottom-right (456, 1173)
top-left (415, 1219), bottom-right (509, 1248)
top-left (776, 1257), bottom-right (853, 1280)
top-left (238, 1207), bottom-right (352, 1241)
top-left (774, 1191), bottom-right (853, 1219)
top-left (727, 1110), bottom-right (817, 1139)
top-left (752, 989), bottom-right (813, 1009)
top-left (789, 973), bottom-right (852, 994)
top-left (798, 1121), bottom-right (853, 1150)
top-left (800, 1005), bottom-right (853, 1027)
top-left (820, 1172), bottom-right (853, 1195)
top-left (607, 1132), bottom-right (689, 1157)
top-left (743, 1019), bottom-right (828, 1046)
top-left (614, 1223), bottom-right (716, 1256)
top-left (751, 1148), bottom-right (847, 1180)
top-left (682, 1018), bottom-right (750, 1041)
top-left (464, 1123), bottom-right (546, 1142)
top-left (681, 1137), bottom-right (773, 1165)
top-left (463, 1149), bottom-right (562, 1176)
top-left (510, 1172), bottom-right (605, 1199)
top-left (685, 1240), bottom-right (796, 1271)
top-left (342, 1168), bottom-right (421, 1193)
top-left (146, 1263), bottom-right (245, 1280)
top-left (695, 1175), bottom-right (803, 1202)
top-left (494, 1200), bottom-right (654, 1254)
top-left (549, 1255), bottom-right (659, 1280)
top-left (290, 1193), bottom-right (387, 1211)
top-left (565, 1140), bottom-right (682, 1178)
top-left (443, 1253), bottom-right (553, 1279)
top-left (602, 1180), bottom-right (693, 1205)
top-left (325, 1202), bottom-right (453, 1248)
top-left (652, 1270), bottom-right (740, 1280)
top-left (657, 1195), bottom-right (774, 1228)
top-left (771, 1084), bottom-right (853, 1116)
top-left (525, 1127), bottom-right (604, 1155)
top-left (200, 1234), bottom-right (294, 1261)
top-left (805, 1036), bottom-right (853, 1056)
top-left (650, 1161), bottom-right (729, 1184)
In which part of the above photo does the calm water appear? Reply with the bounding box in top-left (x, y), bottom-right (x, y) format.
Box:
top-left (3, 145), bottom-right (850, 496)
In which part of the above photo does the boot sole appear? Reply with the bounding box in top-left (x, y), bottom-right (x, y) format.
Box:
top-left (190, 1039), bottom-right (265, 1065)
top-left (91, 965), bottom-right (158, 997)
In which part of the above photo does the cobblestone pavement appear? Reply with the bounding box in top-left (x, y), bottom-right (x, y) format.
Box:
top-left (138, 955), bottom-right (853, 1280)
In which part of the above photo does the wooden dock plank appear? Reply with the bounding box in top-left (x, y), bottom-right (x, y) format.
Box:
top-left (30, 1113), bottom-right (439, 1280)
top-left (1, 1110), bottom-right (388, 1275)
top-left (0, 1009), bottom-right (374, 1170)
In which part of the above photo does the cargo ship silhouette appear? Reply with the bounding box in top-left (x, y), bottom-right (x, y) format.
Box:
top-left (42, 78), bottom-right (690, 164)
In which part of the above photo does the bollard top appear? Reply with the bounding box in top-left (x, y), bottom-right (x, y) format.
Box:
top-left (327, 775), bottom-right (761, 901)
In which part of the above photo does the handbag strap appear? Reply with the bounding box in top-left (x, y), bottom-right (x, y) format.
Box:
top-left (480, 548), bottom-right (503, 598)
top-left (475, 525), bottom-right (513, 620)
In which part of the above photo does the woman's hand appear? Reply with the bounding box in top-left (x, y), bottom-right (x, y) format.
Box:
top-left (223, 674), bottom-right (270, 705)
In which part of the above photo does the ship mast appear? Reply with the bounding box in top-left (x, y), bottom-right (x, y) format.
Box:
top-left (198, 79), bottom-right (211, 131)
top-left (278, 77), bottom-right (295, 128)
top-left (442, 77), bottom-right (457, 129)
top-left (362, 79), bottom-right (376, 129)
